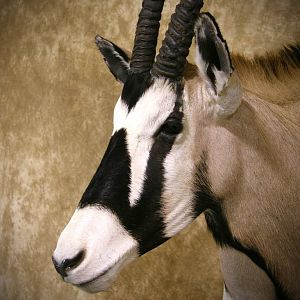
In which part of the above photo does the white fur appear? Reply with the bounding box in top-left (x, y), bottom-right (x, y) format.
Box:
top-left (162, 149), bottom-right (195, 237)
top-left (112, 81), bottom-right (203, 235)
top-left (195, 14), bottom-right (242, 120)
top-left (195, 46), bottom-right (242, 120)
top-left (162, 89), bottom-right (200, 237)
top-left (213, 72), bottom-right (242, 118)
top-left (195, 14), bottom-right (231, 82)
top-left (116, 79), bottom-right (177, 206)
top-left (53, 79), bottom-right (193, 292)
top-left (53, 207), bottom-right (138, 293)
top-left (113, 97), bottom-right (128, 133)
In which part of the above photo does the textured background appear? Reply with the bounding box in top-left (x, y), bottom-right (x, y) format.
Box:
top-left (0, 0), bottom-right (299, 299)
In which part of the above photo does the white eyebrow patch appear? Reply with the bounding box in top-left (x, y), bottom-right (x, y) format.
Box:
top-left (112, 78), bottom-right (177, 207)
top-left (113, 97), bottom-right (129, 134)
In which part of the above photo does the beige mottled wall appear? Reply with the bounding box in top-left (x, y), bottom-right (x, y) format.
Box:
top-left (0, 0), bottom-right (299, 299)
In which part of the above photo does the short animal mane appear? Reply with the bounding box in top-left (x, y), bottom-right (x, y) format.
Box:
top-left (232, 44), bottom-right (300, 104)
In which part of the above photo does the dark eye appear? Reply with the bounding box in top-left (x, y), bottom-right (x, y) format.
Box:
top-left (160, 117), bottom-right (183, 136)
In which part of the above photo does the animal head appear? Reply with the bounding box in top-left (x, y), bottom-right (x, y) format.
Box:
top-left (53, 0), bottom-right (241, 293)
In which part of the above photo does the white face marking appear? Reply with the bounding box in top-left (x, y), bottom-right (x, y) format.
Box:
top-left (53, 207), bottom-right (138, 292)
top-left (162, 89), bottom-right (200, 237)
top-left (54, 77), bottom-right (214, 292)
top-left (113, 97), bottom-right (128, 134)
top-left (113, 79), bottom-right (177, 206)
top-left (113, 79), bottom-right (202, 236)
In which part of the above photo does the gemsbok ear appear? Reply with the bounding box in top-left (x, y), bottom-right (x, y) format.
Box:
top-left (95, 35), bottom-right (130, 83)
top-left (195, 13), bottom-right (241, 118)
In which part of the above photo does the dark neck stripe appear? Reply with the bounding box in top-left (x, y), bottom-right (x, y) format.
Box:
top-left (205, 207), bottom-right (290, 300)
top-left (193, 156), bottom-right (290, 300)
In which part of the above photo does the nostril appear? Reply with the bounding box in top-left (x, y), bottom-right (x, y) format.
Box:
top-left (62, 250), bottom-right (85, 271)
top-left (52, 250), bottom-right (85, 278)
top-left (52, 256), bottom-right (67, 277)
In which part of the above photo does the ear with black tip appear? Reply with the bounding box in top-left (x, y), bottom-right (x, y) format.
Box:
top-left (195, 13), bottom-right (232, 94)
top-left (95, 35), bottom-right (130, 83)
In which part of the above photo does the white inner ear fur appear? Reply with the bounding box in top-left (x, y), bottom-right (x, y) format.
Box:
top-left (195, 48), bottom-right (242, 120)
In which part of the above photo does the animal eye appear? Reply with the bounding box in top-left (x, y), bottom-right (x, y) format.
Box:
top-left (160, 117), bottom-right (183, 136)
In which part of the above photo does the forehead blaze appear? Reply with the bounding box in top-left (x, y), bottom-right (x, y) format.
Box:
top-left (114, 78), bottom-right (179, 135)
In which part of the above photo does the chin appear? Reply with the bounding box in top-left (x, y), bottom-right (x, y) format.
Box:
top-left (53, 207), bottom-right (140, 293)
top-left (75, 274), bottom-right (114, 293)
top-left (71, 248), bottom-right (138, 293)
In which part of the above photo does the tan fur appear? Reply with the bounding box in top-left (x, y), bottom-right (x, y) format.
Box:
top-left (1, 0), bottom-right (300, 298)
top-left (232, 47), bottom-right (300, 105)
top-left (185, 46), bottom-right (300, 298)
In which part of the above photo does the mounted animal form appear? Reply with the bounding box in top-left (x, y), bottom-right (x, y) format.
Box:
top-left (52, 0), bottom-right (300, 299)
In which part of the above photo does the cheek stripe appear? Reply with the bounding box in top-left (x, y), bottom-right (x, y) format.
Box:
top-left (132, 134), bottom-right (176, 254)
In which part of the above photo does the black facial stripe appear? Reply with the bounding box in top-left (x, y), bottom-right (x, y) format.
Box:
top-left (193, 154), bottom-right (290, 300)
top-left (134, 132), bottom-right (175, 254)
top-left (79, 82), bottom-right (184, 256)
top-left (128, 83), bottom-right (184, 254)
top-left (121, 72), bottom-right (152, 111)
top-left (93, 128), bottom-right (175, 255)
top-left (79, 129), bottom-right (131, 209)
top-left (78, 127), bottom-right (175, 255)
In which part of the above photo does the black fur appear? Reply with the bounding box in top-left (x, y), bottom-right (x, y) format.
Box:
top-left (79, 86), bottom-right (184, 255)
top-left (132, 130), bottom-right (176, 254)
top-left (79, 129), bottom-right (131, 209)
top-left (104, 127), bottom-right (177, 254)
top-left (95, 35), bottom-right (130, 83)
top-left (121, 72), bottom-right (152, 111)
top-left (195, 13), bottom-right (232, 90)
top-left (256, 44), bottom-right (300, 81)
top-left (198, 25), bottom-right (220, 85)
top-left (79, 128), bottom-right (175, 255)
top-left (193, 155), bottom-right (290, 300)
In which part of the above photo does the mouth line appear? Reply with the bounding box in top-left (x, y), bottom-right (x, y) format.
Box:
top-left (75, 261), bottom-right (117, 287)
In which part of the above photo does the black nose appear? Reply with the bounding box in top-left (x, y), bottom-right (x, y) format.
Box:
top-left (52, 251), bottom-right (85, 277)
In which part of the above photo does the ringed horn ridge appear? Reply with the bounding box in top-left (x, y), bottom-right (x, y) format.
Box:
top-left (152, 0), bottom-right (204, 80)
top-left (130, 0), bottom-right (165, 74)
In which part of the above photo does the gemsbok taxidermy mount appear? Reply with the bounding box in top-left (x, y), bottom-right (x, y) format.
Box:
top-left (52, 0), bottom-right (300, 299)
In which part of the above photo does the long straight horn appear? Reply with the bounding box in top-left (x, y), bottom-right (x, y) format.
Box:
top-left (130, 0), bottom-right (165, 74)
top-left (152, 0), bottom-right (203, 80)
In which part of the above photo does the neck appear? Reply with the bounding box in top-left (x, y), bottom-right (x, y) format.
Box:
top-left (204, 92), bottom-right (300, 299)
